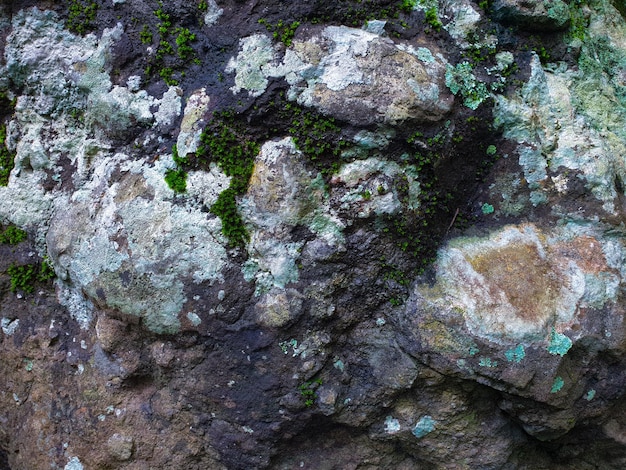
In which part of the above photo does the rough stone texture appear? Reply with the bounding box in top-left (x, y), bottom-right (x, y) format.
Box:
top-left (226, 26), bottom-right (454, 125)
top-left (2, 0), bottom-right (626, 469)
top-left (491, 0), bottom-right (571, 31)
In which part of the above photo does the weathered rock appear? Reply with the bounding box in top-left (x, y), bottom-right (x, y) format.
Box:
top-left (3, 0), bottom-right (626, 469)
top-left (397, 221), bottom-right (626, 440)
top-left (491, 0), bottom-right (571, 31)
top-left (227, 25), bottom-right (454, 125)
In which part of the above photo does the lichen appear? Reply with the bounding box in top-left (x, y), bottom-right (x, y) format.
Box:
top-left (226, 34), bottom-right (277, 97)
top-left (385, 416), bottom-right (401, 434)
top-left (445, 61), bottom-right (489, 109)
top-left (64, 456), bottom-right (84, 470)
top-left (478, 357), bottom-right (498, 368)
top-left (412, 415), bottom-right (436, 438)
top-left (1, 318), bottom-right (19, 336)
top-left (504, 344), bottom-right (526, 363)
top-left (551, 376), bottom-right (565, 393)
top-left (547, 328), bottom-right (572, 356)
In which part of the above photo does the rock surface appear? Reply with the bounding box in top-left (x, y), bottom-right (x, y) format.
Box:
top-left (1, 1), bottom-right (626, 469)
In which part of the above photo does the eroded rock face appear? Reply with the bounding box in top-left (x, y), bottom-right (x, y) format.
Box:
top-left (227, 25), bottom-right (454, 125)
top-left (3, 1), bottom-right (626, 469)
top-left (398, 222), bottom-right (626, 440)
top-left (491, 0), bottom-right (571, 31)
top-left (286, 26), bottom-right (454, 125)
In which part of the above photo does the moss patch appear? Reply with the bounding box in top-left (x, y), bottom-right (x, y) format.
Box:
top-left (6, 259), bottom-right (55, 294)
top-left (0, 225), bottom-right (27, 245)
top-left (0, 124), bottom-right (15, 187)
top-left (67, 0), bottom-right (98, 36)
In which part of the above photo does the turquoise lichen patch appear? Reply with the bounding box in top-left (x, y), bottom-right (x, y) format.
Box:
top-left (416, 47), bottom-right (435, 63)
top-left (547, 328), bottom-right (572, 356)
top-left (468, 345), bottom-right (479, 356)
top-left (481, 203), bottom-right (494, 214)
top-left (333, 359), bottom-right (345, 372)
top-left (278, 338), bottom-right (298, 355)
top-left (551, 376), bottom-right (565, 393)
top-left (478, 357), bottom-right (498, 368)
top-left (585, 389), bottom-right (596, 401)
top-left (23, 359), bottom-right (33, 372)
top-left (504, 344), bottom-right (526, 363)
top-left (412, 415), bottom-right (436, 438)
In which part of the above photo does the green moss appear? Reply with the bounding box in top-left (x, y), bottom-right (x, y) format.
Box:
top-left (400, 0), bottom-right (418, 12)
top-left (424, 6), bottom-right (442, 31)
top-left (164, 168), bottom-right (187, 192)
top-left (258, 19), bottom-right (301, 47)
top-left (146, 2), bottom-right (200, 85)
top-left (276, 100), bottom-right (347, 175)
top-left (478, 0), bottom-right (491, 11)
top-left (6, 259), bottom-right (55, 294)
top-left (159, 67), bottom-right (178, 86)
top-left (175, 27), bottom-right (197, 60)
top-left (0, 225), bottom-right (27, 245)
top-left (299, 378), bottom-right (322, 407)
top-left (67, 0), bottom-right (98, 36)
top-left (0, 124), bottom-right (14, 186)
top-left (195, 112), bottom-right (260, 246)
top-left (140, 25), bottom-right (153, 44)
top-left (567, 0), bottom-right (590, 42)
top-left (210, 188), bottom-right (248, 246)
top-left (164, 144), bottom-right (187, 193)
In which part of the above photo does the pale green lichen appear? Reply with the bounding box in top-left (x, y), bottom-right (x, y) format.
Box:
top-left (385, 415), bottom-right (401, 434)
top-left (352, 129), bottom-right (394, 151)
top-left (581, 272), bottom-right (620, 309)
top-left (443, 0), bottom-right (481, 44)
top-left (416, 47), bottom-right (435, 63)
top-left (225, 34), bottom-right (277, 97)
top-left (436, 224), bottom-right (581, 343)
top-left (64, 457), bottom-right (84, 470)
top-left (202, 0), bottom-right (223, 26)
top-left (48, 155), bottom-right (229, 334)
top-left (1, 318), bottom-right (19, 335)
top-left (187, 311), bottom-right (202, 326)
top-left (445, 61), bottom-right (489, 109)
top-left (335, 157), bottom-right (421, 215)
top-left (493, 44), bottom-right (626, 213)
top-left (585, 389), bottom-right (596, 401)
top-left (241, 138), bottom-right (346, 294)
